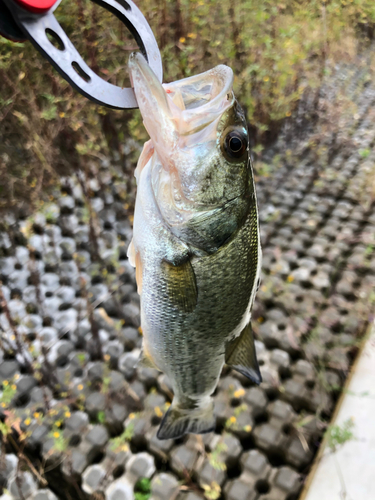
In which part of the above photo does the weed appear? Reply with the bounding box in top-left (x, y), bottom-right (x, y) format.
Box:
top-left (326, 418), bottom-right (355, 453)
top-left (101, 376), bottom-right (111, 394)
top-left (202, 481), bottom-right (221, 500)
top-left (109, 419), bottom-right (135, 452)
top-left (207, 442), bottom-right (227, 471)
top-left (97, 411), bottom-right (106, 424)
top-left (326, 418), bottom-right (356, 499)
top-left (48, 425), bottom-right (68, 453)
top-left (359, 148), bottom-right (371, 158)
top-left (0, 420), bottom-right (12, 441)
top-left (77, 353), bottom-right (87, 367)
top-left (0, 379), bottom-right (18, 407)
top-left (134, 478), bottom-right (151, 500)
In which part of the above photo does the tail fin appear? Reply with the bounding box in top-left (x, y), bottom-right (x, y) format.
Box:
top-left (157, 397), bottom-right (215, 440)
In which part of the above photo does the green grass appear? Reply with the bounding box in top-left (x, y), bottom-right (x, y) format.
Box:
top-left (326, 418), bottom-right (355, 452)
top-left (134, 477), bottom-right (151, 500)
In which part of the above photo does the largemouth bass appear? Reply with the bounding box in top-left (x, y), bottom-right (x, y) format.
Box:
top-left (128, 53), bottom-right (262, 440)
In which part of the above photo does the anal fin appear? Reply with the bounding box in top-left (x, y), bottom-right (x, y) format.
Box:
top-left (225, 323), bottom-right (262, 385)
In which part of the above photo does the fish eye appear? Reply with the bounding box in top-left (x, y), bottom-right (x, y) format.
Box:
top-left (222, 128), bottom-right (248, 161)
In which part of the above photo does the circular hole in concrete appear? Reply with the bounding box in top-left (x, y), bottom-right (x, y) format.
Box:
top-left (347, 347), bottom-right (359, 364)
top-left (61, 186), bottom-right (72, 196)
top-left (310, 269), bottom-right (318, 276)
top-left (3, 351), bottom-right (16, 361)
top-left (240, 434), bottom-right (255, 451)
top-left (91, 451), bottom-right (105, 464)
top-left (255, 479), bottom-right (270, 494)
top-left (14, 393), bottom-right (30, 407)
top-left (278, 323), bottom-right (286, 331)
top-left (282, 423), bottom-right (293, 435)
top-left (305, 379), bottom-right (315, 389)
top-left (74, 368), bottom-right (83, 378)
top-left (107, 264), bottom-right (116, 274)
top-left (151, 414), bottom-right (162, 426)
top-left (44, 265), bottom-right (57, 273)
top-left (26, 304), bottom-right (38, 314)
top-left (254, 412), bottom-right (268, 425)
top-left (43, 317), bottom-right (52, 327)
top-left (45, 291), bottom-right (53, 298)
top-left (226, 462), bottom-right (242, 479)
top-left (14, 263), bottom-right (22, 270)
top-left (112, 465), bottom-right (125, 479)
top-left (230, 397), bottom-right (241, 408)
top-left (69, 435), bottom-right (81, 447)
top-left (10, 288), bottom-right (21, 300)
top-left (91, 275), bottom-right (103, 285)
top-left (56, 356), bottom-right (69, 368)
top-left (296, 295), bottom-right (304, 302)
top-left (331, 323), bottom-right (342, 334)
top-left (268, 451), bottom-right (286, 467)
top-left (265, 301), bottom-right (276, 310)
top-left (279, 367), bottom-right (291, 380)
top-left (266, 388), bottom-right (278, 401)
top-left (10, 289), bottom-right (22, 300)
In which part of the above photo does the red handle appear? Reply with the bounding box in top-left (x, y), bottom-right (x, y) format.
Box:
top-left (14, 0), bottom-right (57, 14)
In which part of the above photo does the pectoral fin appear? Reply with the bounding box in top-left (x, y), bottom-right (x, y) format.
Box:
top-left (134, 140), bottom-right (154, 181)
top-left (127, 239), bottom-right (136, 267)
top-left (225, 323), bottom-right (262, 385)
top-left (127, 241), bottom-right (144, 295)
top-left (161, 259), bottom-right (197, 313)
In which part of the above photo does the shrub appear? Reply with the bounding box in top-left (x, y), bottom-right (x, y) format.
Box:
top-left (1, 0), bottom-right (375, 210)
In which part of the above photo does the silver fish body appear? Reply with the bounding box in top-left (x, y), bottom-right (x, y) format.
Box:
top-left (128, 53), bottom-right (262, 440)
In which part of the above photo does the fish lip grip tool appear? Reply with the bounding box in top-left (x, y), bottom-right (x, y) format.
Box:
top-left (0, 0), bottom-right (163, 109)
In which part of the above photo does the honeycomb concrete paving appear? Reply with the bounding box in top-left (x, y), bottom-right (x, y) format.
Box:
top-left (0, 58), bottom-right (375, 500)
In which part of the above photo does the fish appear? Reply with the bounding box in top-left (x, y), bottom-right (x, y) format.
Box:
top-left (127, 52), bottom-right (262, 440)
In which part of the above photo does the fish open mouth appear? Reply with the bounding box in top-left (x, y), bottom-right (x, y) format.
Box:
top-left (128, 52), bottom-right (234, 155)
top-left (163, 65), bottom-right (233, 113)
